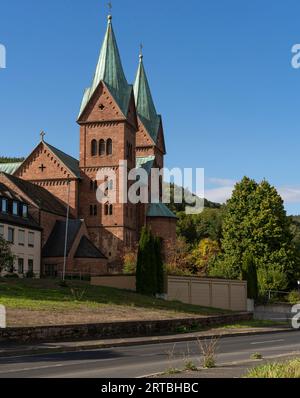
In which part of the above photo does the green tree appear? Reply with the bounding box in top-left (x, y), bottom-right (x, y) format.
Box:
top-left (242, 252), bottom-right (258, 300)
top-left (0, 236), bottom-right (15, 273)
top-left (154, 237), bottom-right (165, 295)
top-left (209, 177), bottom-right (296, 293)
top-left (176, 208), bottom-right (224, 245)
top-left (189, 238), bottom-right (220, 275)
top-left (136, 227), bottom-right (157, 296)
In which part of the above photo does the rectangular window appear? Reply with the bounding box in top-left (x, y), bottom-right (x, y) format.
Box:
top-left (7, 227), bottom-right (14, 243)
top-left (22, 205), bottom-right (28, 218)
top-left (0, 225), bottom-right (4, 237)
top-left (1, 198), bottom-right (8, 213)
top-left (18, 230), bottom-right (25, 246)
top-left (28, 232), bottom-right (34, 247)
top-left (28, 259), bottom-right (34, 273)
top-left (18, 258), bottom-right (24, 274)
top-left (12, 201), bottom-right (18, 216)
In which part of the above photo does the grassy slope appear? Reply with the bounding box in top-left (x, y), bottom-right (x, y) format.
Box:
top-left (246, 359), bottom-right (300, 378)
top-left (0, 278), bottom-right (227, 315)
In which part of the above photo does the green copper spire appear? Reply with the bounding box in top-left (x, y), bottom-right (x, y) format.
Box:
top-left (134, 52), bottom-right (161, 143)
top-left (79, 15), bottom-right (131, 119)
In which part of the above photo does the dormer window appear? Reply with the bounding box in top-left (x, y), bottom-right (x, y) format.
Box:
top-left (12, 201), bottom-right (19, 216)
top-left (22, 204), bottom-right (28, 218)
top-left (1, 198), bottom-right (7, 213)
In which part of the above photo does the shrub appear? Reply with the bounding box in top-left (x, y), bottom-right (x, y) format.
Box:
top-left (58, 280), bottom-right (68, 288)
top-left (136, 227), bottom-right (157, 296)
top-left (25, 271), bottom-right (35, 279)
top-left (4, 273), bottom-right (19, 279)
top-left (287, 290), bottom-right (300, 304)
top-left (123, 251), bottom-right (137, 275)
top-left (154, 237), bottom-right (165, 294)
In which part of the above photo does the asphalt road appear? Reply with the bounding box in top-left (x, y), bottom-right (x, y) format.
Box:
top-left (0, 331), bottom-right (299, 378)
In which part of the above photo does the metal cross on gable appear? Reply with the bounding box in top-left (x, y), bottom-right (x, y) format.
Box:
top-left (40, 130), bottom-right (46, 142)
top-left (39, 164), bottom-right (46, 172)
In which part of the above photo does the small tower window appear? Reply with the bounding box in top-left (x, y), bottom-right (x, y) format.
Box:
top-left (99, 139), bottom-right (106, 156)
top-left (91, 140), bottom-right (97, 157)
top-left (107, 139), bottom-right (113, 156)
top-left (90, 205), bottom-right (97, 216)
top-left (109, 204), bottom-right (113, 216)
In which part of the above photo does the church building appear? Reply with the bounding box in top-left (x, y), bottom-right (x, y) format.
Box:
top-left (0, 13), bottom-right (177, 277)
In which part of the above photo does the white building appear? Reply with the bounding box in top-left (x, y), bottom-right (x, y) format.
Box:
top-left (0, 182), bottom-right (41, 277)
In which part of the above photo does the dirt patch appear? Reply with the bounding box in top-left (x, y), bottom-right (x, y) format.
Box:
top-left (7, 307), bottom-right (200, 327)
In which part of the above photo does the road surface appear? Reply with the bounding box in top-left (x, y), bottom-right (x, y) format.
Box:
top-left (0, 331), bottom-right (299, 378)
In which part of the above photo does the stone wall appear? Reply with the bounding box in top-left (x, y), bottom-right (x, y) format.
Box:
top-left (0, 313), bottom-right (252, 343)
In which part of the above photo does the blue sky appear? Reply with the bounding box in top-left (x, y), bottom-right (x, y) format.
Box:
top-left (1, 0), bottom-right (300, 214)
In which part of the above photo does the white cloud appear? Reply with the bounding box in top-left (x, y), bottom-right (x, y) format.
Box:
top-left (208, 178), bottom-right (237, 187)
top-left (205, 177), bottom-right (300, 206)
top-left (205, 185), bottom-right (235, 204)
top-left (278, 187), bottom-right (300, 204)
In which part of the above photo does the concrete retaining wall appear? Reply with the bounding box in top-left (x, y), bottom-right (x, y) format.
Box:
top-left (254, 304), bottom-right (293, 323)
top-left (0, 313), bottom-right (252, 343)
top-left (168, 276), bottom-right (248, 311)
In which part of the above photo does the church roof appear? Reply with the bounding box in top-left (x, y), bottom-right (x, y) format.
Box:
top-left (0, 162), bottom-right (22, 175)
top-left (2, 173), bottom-right (68, 217)
top-left (75, 236), bottom-right (107, 259)
top-left (42, 220), bottom-right (106, 259)
top-left (134, 56), bottom-right (161, 144)
top-left (136, 156), bottom-right (155, 175)
top-left (78, 15), bottom-right (132, 119)
top-left (45, 142), bottom-right (81, 178)
top-left (147, 203), bottom-right (177, 219)
top-left (42, 219), bottom-right (82, 257)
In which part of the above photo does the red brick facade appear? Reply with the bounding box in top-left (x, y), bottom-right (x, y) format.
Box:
top-left (5, 17), bottom-right (177, 274)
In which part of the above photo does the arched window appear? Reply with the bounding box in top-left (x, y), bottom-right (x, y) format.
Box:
top-left (106, 139), bottom-right (113, 155)
top-left (104, 203), bottom-right (109, 216)
top-left (109, 204), bottom-right (113, 216)
top-left (91, 140), bottom-right (97, 157)
top-left (99, 139), bottom-right (106, 156)
top-left (93, 205), bottom-right (98, 216)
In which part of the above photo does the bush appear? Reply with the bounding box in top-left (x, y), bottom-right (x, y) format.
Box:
top-left (154, 237), bottom-right (165, 294)
top-left (123, 251), bottom-right (137, 275)
top-left (136, 227), bottom-right (157, 296)
top-left (4, 273), bottom-right (19, 279)
top-left (287, 290), bottom-right (300, 304)
top-left (25, 271), bottom-right (35, 279)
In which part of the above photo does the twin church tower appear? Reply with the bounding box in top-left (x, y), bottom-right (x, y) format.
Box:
top-left (14, 13), bottom-right (177, 269)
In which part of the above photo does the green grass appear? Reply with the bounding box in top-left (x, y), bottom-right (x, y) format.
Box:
top-left (217, 320), bottom-right (287, 329)
top-left (0, 278), bottom-right (227, 315)
top-left (246, 359), bottom-right (300, 378)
